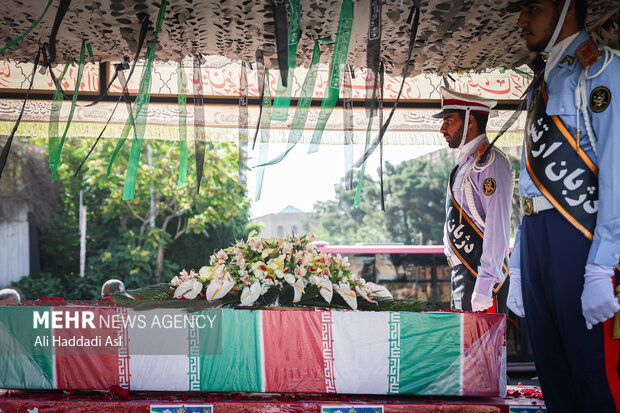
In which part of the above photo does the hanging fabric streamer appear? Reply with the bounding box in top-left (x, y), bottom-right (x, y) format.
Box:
top-left (121, 44), bottom-right (157, 200)
top-left (48, 15), bottom-right (150, 107)
top-left (47, 0), bottom-right (72, 64)
top-left (238, 61), bottom-right (249, 186)
top-left (51, 39), bottom-right (86, 182)
top-left (254, 68), bottom-right (272, 201)
top-left (0, 0), bottom-right (53, 54)
top-left (177, 60), bottom-right (188, 188)
top-left (0, 47), bottom-right (41, 180)
top-left (271, 0), bottom-right (289, 88)
top-left (343, 64), bottom-right (354, 190)
top-left (308, 0), bottom-right (353, 153)
top-left (354, 61), bottom-right (383, 208)
top-left (193, 54), bottom-right (206, 194)
top-left (74, 64), bottom-right (136, 176)
top-left (75, 16), bottom-right (150, 175)
top-left (365, 0), bottom-right (381, 118)
top-left (378, 61), bottom-right (385, 211)
top-left (119, 0), bottom-right (167, 200)
top-left (106, 0), bottom-right (165, 175)
top-left (257, 39), bottom-right (326, 167)
top-left (353, 5), bottom-right (420, 168)
top-left (48, 63), bottom-right (70, 170)
top-left (252, 50), bottom-right (266, 150)
top-left (271, 0), bottom-right (300, 121)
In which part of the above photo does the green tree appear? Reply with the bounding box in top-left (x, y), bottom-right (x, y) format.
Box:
top-left (13, 137), bottom-right (252, 299)
top-left (312, 149), bottom-right (521, 246)
top-left (311, 151), bottom-right (454, 245)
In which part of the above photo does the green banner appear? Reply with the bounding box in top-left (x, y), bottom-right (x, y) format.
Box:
top-left (177, 60), bottom-right (188, 188)
top-left (51, 40), bottom-right (86, 182)
top-left (271, 0), bottom-right (301, 122)
top-left (257, 40), bottom-right (323, 167)
top-left (308, 0), bottom-right (353, 153)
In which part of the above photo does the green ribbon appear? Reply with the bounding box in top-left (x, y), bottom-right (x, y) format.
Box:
top-left (177, 60), bottom-right (188, 188)
top-left (254, 68), bottom-right (271, 201)
top-left (308, 0), bottom-right (353, 154)
top-left (51, 40), bottom-right (86, 182)
top-left (271, 0), bottom-right (300, 122)
top-left (48, 63), bottom-right (70, 169)
top-left (121, 0), bottom-right (167, 200)
top-left (257, 40), bottom-right (323, 167)
top-left (0, 0), bottom-right (54, 54)
top-left (354, 112), bottom-right (374, 207)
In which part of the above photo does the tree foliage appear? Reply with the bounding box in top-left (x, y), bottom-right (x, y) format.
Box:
top-left (10, 137), bottom-right (252, 300)
top-left (312, 149), bottom-right (521, 245)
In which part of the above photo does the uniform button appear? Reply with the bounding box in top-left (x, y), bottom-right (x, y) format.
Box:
top-left (560, 107), bottom-right (565, 113)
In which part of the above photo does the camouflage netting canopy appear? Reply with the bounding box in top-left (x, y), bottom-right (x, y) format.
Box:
top-left (1, 0), bottom-right (619, 75)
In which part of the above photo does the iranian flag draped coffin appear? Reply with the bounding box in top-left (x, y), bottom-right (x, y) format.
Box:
top-left (0, 307), bottom-right (506, 396)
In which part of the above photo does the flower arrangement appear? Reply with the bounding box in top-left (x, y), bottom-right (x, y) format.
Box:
top-left (169, 231), bottom-right (392, 310)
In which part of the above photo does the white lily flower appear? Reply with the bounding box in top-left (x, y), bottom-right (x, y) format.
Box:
top-left (170, 276), bottom-right (181, 286)
top-left (355, 285), bottom-right (376, 304)
top-left (292, 280), bottom-right (305, 303)
top-left (283, 272), bottom-right (296, 286)
top-left (205, 278), bottom-right (235, 302)
top-left (365, 282), bottom-right (393, 299)
top-left (198, 266), bottom-right (215, 281)
top-left (311, 275), bottom-right (333, 303)
top-left (174, 279), bottom-right (203, 299)
top-left (240, 281), bottom-right (262, 306)
top-left (334, 283), bottom-right (358, 310)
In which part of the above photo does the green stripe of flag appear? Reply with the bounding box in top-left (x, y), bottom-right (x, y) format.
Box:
top-left (0, 307), bottom-right (54, 389)
top-left (397, 312), bottom-right (461, 395)
top-left (197, 309), bottom-right (262, 391)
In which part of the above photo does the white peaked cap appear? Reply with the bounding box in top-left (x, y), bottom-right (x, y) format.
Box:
top-left (434, 86), bottom-right (497, 118)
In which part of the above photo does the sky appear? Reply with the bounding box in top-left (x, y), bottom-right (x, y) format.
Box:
top-left (246, 142), bottom-right (444, 218)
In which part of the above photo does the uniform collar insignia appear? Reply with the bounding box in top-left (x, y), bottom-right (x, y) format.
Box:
top-left (474, 141), bottom-right (489, 160)
top-left (575, 39), bottom-right (601, 70)
top-left (560, 55), bottom-right (575, 66)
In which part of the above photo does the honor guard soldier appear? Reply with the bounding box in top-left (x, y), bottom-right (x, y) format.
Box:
top-left (438, 87), bottom-right (513, 313)
top-left (507, 0), bottom-right (620, 411)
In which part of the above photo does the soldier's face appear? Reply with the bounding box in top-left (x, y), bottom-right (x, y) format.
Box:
top-left (517, 0), bottom-right (562, 52)
top-left (440, 113), bottom-right (464, 149)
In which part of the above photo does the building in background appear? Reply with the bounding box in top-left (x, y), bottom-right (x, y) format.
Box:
top-left (252, 205), bottom-right (317, 238)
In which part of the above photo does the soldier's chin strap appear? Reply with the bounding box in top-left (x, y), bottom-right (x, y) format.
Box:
top-left (458, 107), bottom-right (471, 150)
top-left (541, 0), bottom-right (571, 58)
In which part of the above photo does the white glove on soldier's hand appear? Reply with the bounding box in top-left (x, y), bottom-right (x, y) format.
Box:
top-left (581, 264), bottom-right (620, 330)
top-left (471, 276), bottom-right (494, 312)
top-left (506, 268), bottom-right (525, 318)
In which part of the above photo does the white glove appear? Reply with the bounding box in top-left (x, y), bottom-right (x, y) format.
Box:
top-left (471, 275), bottom-right (494, 312)
top-left (581, 264), bottom-right (620, 329)
top-left (506, 268), bottom-right (525, 318)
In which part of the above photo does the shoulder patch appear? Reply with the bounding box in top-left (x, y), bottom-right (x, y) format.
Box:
top-left (483, 178), bottom-right (496, 196)
top-left (575, 39), bottom-right (602, 70)
top-left (590, 86), bottom-right (611, 113)
top-left (560, 55), bottom-right (574, 66)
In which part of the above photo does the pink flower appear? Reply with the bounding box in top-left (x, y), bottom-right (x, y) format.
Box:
top-left (295, 265), bottom-right (307, 278)
top-left (249, 238), bottom-right (263, 252)
top-left (215, 250), bottom-right (228, 265)
top-left (294, 250), bottom-right (304, 263)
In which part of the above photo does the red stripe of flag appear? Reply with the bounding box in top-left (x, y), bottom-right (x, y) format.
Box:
top-left (262, 310), bottom-right (326, 393)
